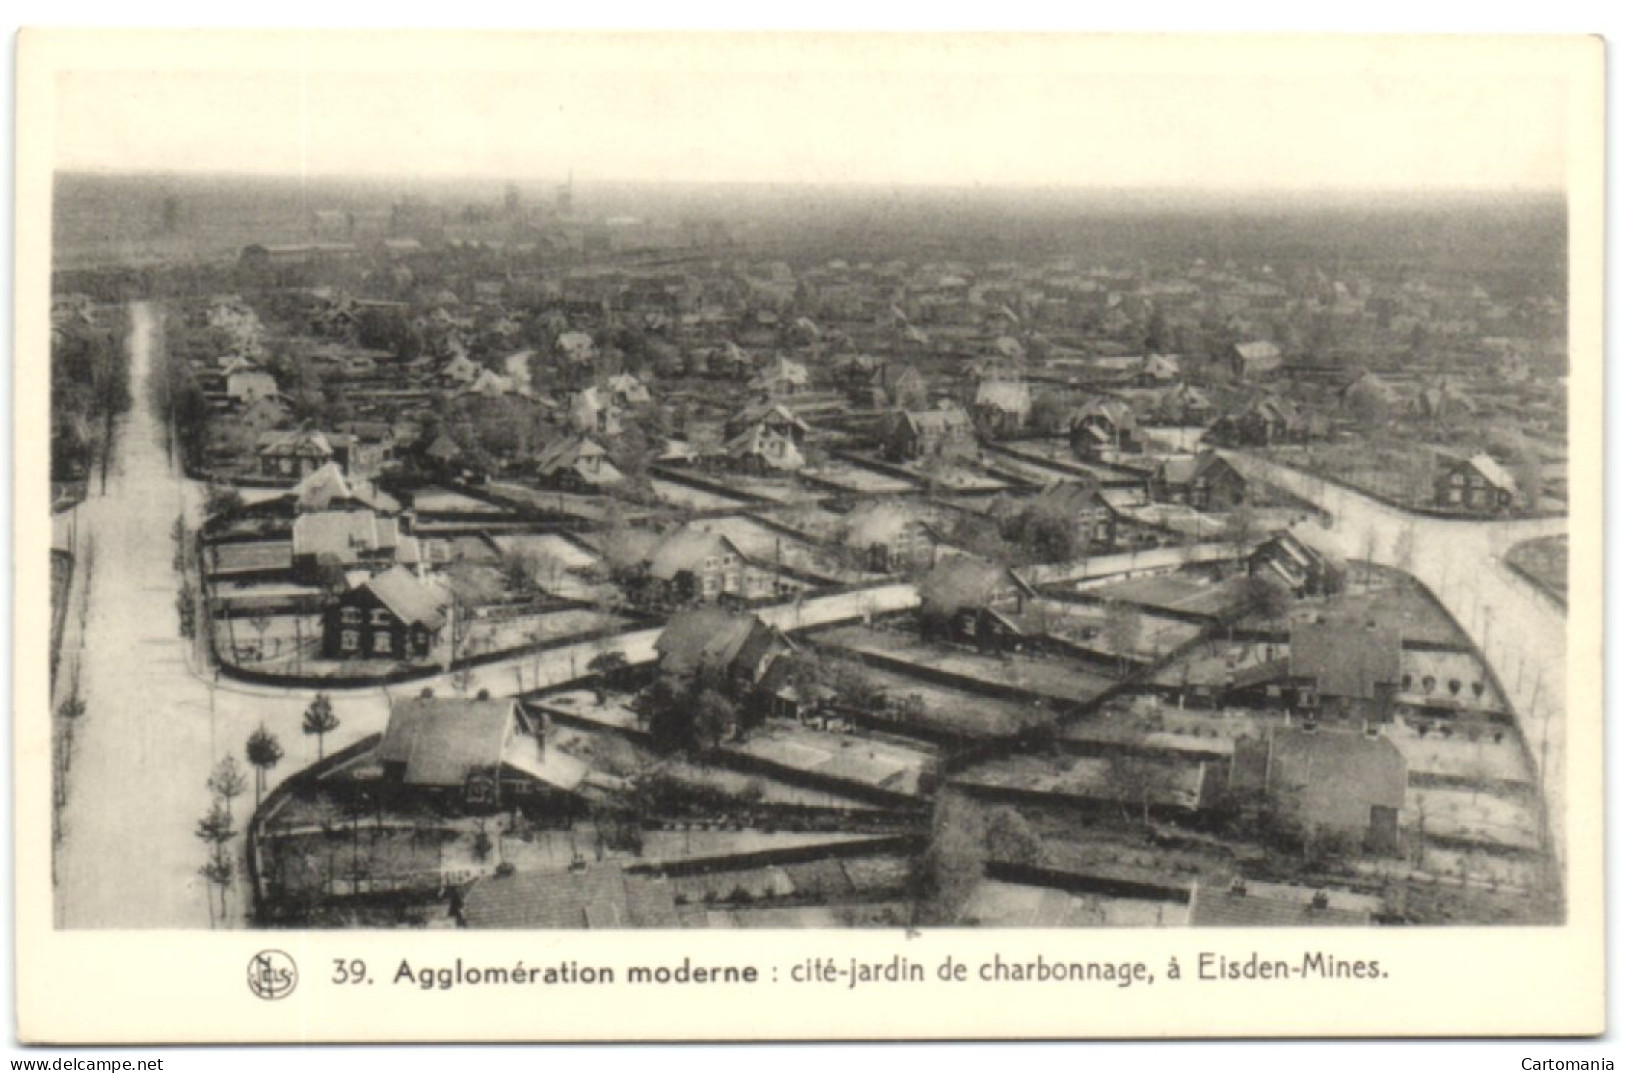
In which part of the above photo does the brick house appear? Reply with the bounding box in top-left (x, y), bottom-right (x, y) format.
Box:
top-left (323, 565), bottom-right (446, 661)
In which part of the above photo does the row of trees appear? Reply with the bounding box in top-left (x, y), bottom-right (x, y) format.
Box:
top-left (51, 308), bottom-right (132, 490)
top-left (196, 696), bottom-right (341, 928)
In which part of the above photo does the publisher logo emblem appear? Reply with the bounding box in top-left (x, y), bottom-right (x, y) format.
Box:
top-left (248, 950), bottom-right (298, 1000)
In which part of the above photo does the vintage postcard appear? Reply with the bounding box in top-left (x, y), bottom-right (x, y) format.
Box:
top-left (13, 30), bottom-right (1605, 1042)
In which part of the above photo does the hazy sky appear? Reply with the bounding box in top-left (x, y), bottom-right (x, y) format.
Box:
top-left (42, 32), bottom-right (1583, 191)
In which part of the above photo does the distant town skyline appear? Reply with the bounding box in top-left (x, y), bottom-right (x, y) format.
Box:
top-left (41, 32), bottom-right (1576, 193)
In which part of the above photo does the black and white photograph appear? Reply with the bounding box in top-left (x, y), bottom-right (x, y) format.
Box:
top-left (14, 28), bottom-right (1606, 1043)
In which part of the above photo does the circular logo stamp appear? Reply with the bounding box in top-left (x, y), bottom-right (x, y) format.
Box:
top-left (247, 950), bottom-right (298, 1001)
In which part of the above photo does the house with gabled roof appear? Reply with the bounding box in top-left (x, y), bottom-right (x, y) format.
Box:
top-left (721, 403), bottom-right (809, 473)
top-left (1434, 453), bottom-right (1517, 513)
top-left (292, 462), bottom-right (401, 515)
top-left (1204, 396), bottom-right (1311, 448)
top-left (1229, 340), bottom-right (1284, 379)
top-left (1148, 451), bottom-right (1248, 512)
top-left (1148, 382), bottom-right (1217, 426)
top-left (749, 355), bottom-right (810, 399)
top-left (292, 510), bottom-right (422, 578)
top-left (569, 386), bottom-right (623, 437)
top-left (323, 564), bottom-right (447, 661)
top-left (885, 403), bottom-right (976, 462)
top-left (1229, 727), bottom-right (1406, 854)
top-left (371, 693), bottom-right (587, 808)
top-left (1069, 398), bottom-right (1139, 459)
top-left (635, 526), bottom-right (774, 607)
top-left (653, 607), bottom-right (791, 696)
top-left (535, 434), bottom-right (623, 490)
top-left (257, 429), bottom-right (352, 479)
top-left (1289, 619), bottom-right (1403, 721)
top-left (972, 378), bottom-right (1032, 438)
top-left (1248, 531), bottom-right (1342, 598)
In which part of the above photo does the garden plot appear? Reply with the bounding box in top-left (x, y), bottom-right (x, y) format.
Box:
top-left (1028, 598), bottom-right (1203, 660)
top-left (1086, 571), bottom-right (1237, 617)
top-left (1385, 721), bottom-right (1532, 785)
top-left (759, 504), bottom-right (850, 542)
top-left (490, 532), bottom-right (601, 570)
top-left (1286, 575), bottom-right (1465, 647)
top-left (1406, 785), bottom-right (1542, 853)
top-left (727, 724), bottom-right (936, 797)
top-left (954, 752), bottom-right (1204, 810)
top-left (209, 540), bottom-right (293, 575)
top-left (698, 516), bottom-right (873, 582)
top-left (464, 608), bottom-right (628, 655)
top-left (837, 664), bottom-right (1053, 739)
top-left (717, 474), bottom-right (826, 504)
top-left (648, 478), bottom-right (752, 510)
top-left (803, 461), bottom-right (919, 495)
top-left (818, 624), bottom-right (1117, 705)
top-left (412, 487), bottom-right (508, 514)
top-left (485, 482), bottom-right (633, 524)
top-left (1398, 650), bottom-right (1504, 711)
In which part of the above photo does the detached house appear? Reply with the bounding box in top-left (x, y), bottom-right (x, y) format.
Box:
top-left (749, 355), bottom-right (810, 399)
top-left (371, 694), bottom-right (586, 809)
top-left (292, 510), bottom-right (422, 579)
top-left (971, 378), bottom-right (1032, 438)
top-left (885, 404), bottom-right (977, 462)
top-left (257, 429), bottom-right (353, 479)
top-left (1434, 453), bottom-right (1518, 514)
top-left (1205, 397), bottom-right (1311, 448)
top-left (636, 527), bottom-right (775, 606)
top-left (1148, 451), bottom-right (1248, 512)
top-left (721, 404), bottom-right (809, 473)
top-left (654, 607), bottom-right (790, 698)
top-left (1229, 340), bottom-right (1284, 379)
top-left (1069, 398), bottom-right (1140, 460)
top-left (323, 565), bottom-right (446, 661)
top-left (1248, 532), bottom-right (1342, 598)
top-left (841, 501), bottom-right (941, 573)
top-left (1149, 382), bottom-right (1217, 426)
top-left (1229, 727), bottom-right (1406, 855)
top-left (535, 435), bottom-right (624, 491)
top-left (1289, 619), bottom-right (1403, 723)
top-left (569, 387), bottom-right (623, 437)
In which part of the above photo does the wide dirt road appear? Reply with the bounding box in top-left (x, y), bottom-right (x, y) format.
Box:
top-left (54, 304), bottom-right (391, 928)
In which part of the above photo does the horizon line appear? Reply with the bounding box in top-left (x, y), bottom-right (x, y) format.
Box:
top-left (53, 167), bottom-right (1567, 200)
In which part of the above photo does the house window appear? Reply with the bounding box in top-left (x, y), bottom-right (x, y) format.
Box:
top-left (340, 607), bottom-right (362, 625)
top-left (340, 629), bottom-right (359, 652)
top-left (702, 574), bottom-right (719, 595)
top-left (370, 609), bottom-right (392, 626)
top-left (373, 631), bottom-right (392, 655)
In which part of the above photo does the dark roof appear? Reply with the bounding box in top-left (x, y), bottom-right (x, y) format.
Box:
top-left (535, 435), bottom-right (608, 475)
top-left (1189, 881), bottom-right (1377, 927)
top-left (1265, 727), bottom-right (1408, 833)
top-left (462, 865), bottom-right (680, 929)
top-left (377, 696), bottom-right (524, 786)
top-left (1290, 620), bottom-right (1401, 699)
top-left (655, 607), bottom-right (771, 678)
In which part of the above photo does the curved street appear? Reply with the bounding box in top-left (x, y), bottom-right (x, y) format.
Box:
top-left (1223, 450), bottom-right (1571, 866)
